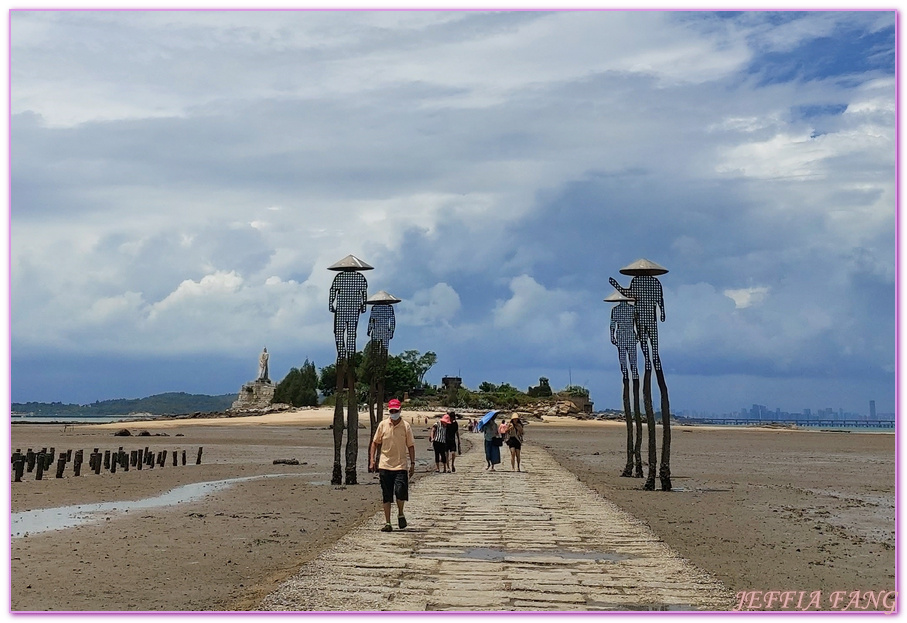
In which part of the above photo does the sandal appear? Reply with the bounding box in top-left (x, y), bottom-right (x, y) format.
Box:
top-left (381, 523), bottom-right (393, 532)
top-left (398, 515), bottom-right (407, 529)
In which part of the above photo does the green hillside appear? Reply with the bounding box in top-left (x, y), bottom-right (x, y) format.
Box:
top-left (12, 392), bottom-right (236, 416)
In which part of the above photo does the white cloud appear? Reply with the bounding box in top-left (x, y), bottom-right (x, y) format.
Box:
top-left (724, 286), bottom-right (770, 309)
top-left (398, 283), bottom-right (461, 327)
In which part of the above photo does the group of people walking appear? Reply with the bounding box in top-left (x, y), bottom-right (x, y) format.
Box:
top-left (368, 400), bottom-right (527, 533)
top-left (478, 411), bottom-right (524, 472)
top-left (429, 410), bottom-right (461, 473)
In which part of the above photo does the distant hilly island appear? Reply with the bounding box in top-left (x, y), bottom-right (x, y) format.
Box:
top-left (12, 392), bottom-right (236, 416)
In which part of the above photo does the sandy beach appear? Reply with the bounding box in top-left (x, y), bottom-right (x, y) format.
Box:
top-left (10, 409), bottom-right (895, 611)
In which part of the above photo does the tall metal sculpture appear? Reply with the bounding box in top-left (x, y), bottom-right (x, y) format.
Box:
top-left (609, 258), bottom-right (671, 491)
top-left (365, 290), bottom-right (400, 471)
top-left (605, 290), bottom-right (643, 478)
top-left (328, 254), bottom-right (372, 485)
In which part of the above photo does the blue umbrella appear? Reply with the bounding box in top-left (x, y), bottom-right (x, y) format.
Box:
top-left (477, 410), bottom-right (499, 430)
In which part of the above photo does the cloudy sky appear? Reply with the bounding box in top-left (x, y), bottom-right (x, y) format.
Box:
top-left (10, 10), bottom-right (895, 415)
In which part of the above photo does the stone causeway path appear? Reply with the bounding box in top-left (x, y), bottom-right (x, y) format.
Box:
top-left (260, 441), bottom-right (734, 611)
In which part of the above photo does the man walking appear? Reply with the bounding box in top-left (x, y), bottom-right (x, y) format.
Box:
top-left (369, 399), bottom-right (416, 532)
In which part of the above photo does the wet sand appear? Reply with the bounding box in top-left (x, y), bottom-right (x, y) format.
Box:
top-left (532, 420), bottom-right (895, 598)
top-left (9, 410), bottom-right (894, 611)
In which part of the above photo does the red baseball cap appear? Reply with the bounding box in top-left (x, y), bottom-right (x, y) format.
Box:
top-left (388, 399), bottom-right (402, 411)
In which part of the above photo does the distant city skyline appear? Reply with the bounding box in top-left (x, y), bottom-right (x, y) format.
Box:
top-left (676, 400), bottom-right (892, 420)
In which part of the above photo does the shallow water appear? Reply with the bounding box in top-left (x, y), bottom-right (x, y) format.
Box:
top-left (12, 473), bottom-right (305, 538)
top-left (444, 546), bottom-right (630, 562)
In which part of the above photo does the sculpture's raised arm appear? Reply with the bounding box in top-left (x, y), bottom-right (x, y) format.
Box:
top-left (609, 276), bottom-right (631, 298)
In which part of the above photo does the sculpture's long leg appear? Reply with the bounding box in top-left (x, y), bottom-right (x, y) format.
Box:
top-left (331, 358), bottom-right (346, 485)
top-left (632, 376), bottom-right (643, 477)
top-left (642, 367), bottom-right (657, 491)
top-left (344, 361), bottom-right (359, 485)
top-left (621, 376), bottom-right (633, 477)
top-left (656, 366), bottom-right (672, 491)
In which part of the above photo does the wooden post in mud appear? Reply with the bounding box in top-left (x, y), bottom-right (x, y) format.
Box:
top-left (182, 450), bottom-right (187, 466)
top-left (73, 450), bottom-right (83, 476)
top-left (35, 453), bottom-right (45, 480)
top-left (66, 449), bottom-right (72, 462)
top-left (172, 451), bottom-right (177, 467)
top-left (12, 451), bottom-right (24, 482)
top-left (196, 447), bottom-right (203, 465)
top-left (55, 452), bottom-right (67, 478)
top-left (48, 448), bottom-right (55, 469)
top-left (103, 450), bottom-right (111, 470)
top-left (121, 450), bottom-right (129, 472)
top-left (130, 450), bottom-right (137, 467)
top-left (26, 449), bottom-right (35, 472)
top-left (136, 449), bottom-right (143, 470)
top-left (110, 453), bottom-right (117, 474)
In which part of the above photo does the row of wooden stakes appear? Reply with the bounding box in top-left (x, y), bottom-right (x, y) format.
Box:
top-left (10, 446), bottom-right (204, 482)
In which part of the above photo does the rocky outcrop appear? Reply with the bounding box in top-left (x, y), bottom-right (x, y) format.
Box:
top-left (520, 400), bottom-right (584, 418)
top-left (230, 380), bottom-right (276, 412)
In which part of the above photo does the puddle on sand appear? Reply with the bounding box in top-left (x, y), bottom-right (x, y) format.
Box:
top-left (442, 547), bottom-right (630, 562)
top-left (12, 473), bottom-right (303, 538)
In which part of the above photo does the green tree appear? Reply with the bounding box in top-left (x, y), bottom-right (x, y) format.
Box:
top-left (478, 381), bottom-right (498, 393)
top-left (562, 385), bottom-right (590, 397)
top-left (274, 359), bottom-right (319, 407)
top-left (356, 341), bottom-right (382, 389)
top-left (399, 350), bottom-right (438, 387)
top-left (318, 363), bottom-right (337, 397)
top-left (318, 353), bottom-right (363, 396)
top-left (384, 355), bottom-right (420, 398)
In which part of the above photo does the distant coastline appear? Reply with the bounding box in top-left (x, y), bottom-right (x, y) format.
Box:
top-left (11, 392), bottom-right (235, 418)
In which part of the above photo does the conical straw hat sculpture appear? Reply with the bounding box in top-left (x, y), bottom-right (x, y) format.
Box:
top-left (604, 290), bottom-right (634, 303)
top-left (366, 290), bottom-right (402, 305)
top-left (328, 254), bottom-right (374, 271)
top-left (619, 258), bottom-right (668, 276)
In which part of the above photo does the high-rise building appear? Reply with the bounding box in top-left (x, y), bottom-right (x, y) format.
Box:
top-left (870, 400), bottom-right (877, 419)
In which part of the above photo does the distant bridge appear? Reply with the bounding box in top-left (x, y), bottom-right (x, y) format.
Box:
top-left (676, 418), bottom-right (894, 429)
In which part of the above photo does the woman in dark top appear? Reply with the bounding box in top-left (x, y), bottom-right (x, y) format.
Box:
top-left (505, 414), bottom-right (524, 472)
top-left (445, 410), bottom-right (461, 472)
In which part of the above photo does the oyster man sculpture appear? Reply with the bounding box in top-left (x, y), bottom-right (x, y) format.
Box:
top-left (365, 290), bottom-right (401, 469)
top-left (328, 254), bottom-right (372, 485)
top-left (605, 291), bottom-right (643, 478)
top-left (610, 258), bottom-right (672, 491)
